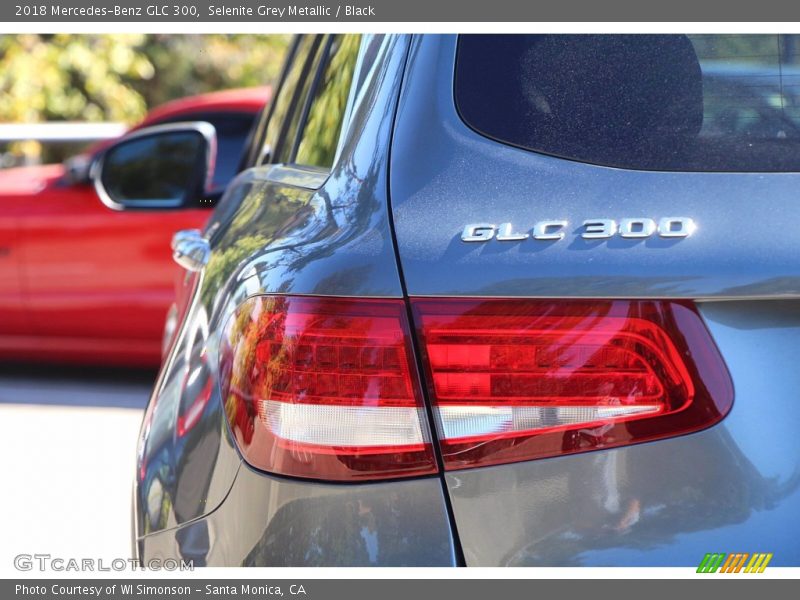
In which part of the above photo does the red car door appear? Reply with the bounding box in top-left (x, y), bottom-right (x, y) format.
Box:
top-left (16, 109), bottom-right (260, 366)
top-left (0, 166), bottom-right (50, 339)
top-left (19, 183), bottom-right (211, 364)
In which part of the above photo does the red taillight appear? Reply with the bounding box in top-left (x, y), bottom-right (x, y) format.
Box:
top-left (221, 295), bottom-right (732, 480)
top-left (410, 299), bottom-right (733, 470)
top-left (219, 295), bottom-right (437, 481)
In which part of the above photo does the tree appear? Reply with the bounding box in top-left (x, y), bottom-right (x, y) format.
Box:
top-left (0, 34), bottom-right (289, 164)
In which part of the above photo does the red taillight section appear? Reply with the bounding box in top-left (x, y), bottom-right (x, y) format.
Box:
top-left (219, 295), bottom-right (437, 481)
top-left (411, 299), bottom-right (733, 470)
top-left (221, 295), bottom-right (732, 480)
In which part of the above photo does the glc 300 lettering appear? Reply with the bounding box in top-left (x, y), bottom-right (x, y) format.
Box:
top-left (461, 217), bottom-right (696, 242)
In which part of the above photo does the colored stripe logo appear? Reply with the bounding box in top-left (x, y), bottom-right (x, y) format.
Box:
top-left (697, 553), bottom-right (773, 573)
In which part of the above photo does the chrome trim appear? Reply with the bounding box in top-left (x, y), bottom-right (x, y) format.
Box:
top-left (172, 229), bottom-right (210, 272)
top-left (461, 223), bottom-right (497, 242)
top-left (495, 222), bottom-right (529, 241)
top-left (659, 217), bottom-right (696, 238)
top-left (259, 163), bottom-right (331, 190)
top-left (532, 220), bottom-right (568, 240)
top-left (619, 217), bottom-right (658, 238)
top-left (581, 219), bottom-right (618, 239)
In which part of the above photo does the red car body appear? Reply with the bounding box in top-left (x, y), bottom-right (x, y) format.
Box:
top-left (0, 87), bottom-right (270, 367)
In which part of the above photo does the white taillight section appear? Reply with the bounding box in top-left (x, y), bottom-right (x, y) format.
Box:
top-left (259, 401), bottom-right (428, 448)
top-left (437, 404), bottom-right (662, 441)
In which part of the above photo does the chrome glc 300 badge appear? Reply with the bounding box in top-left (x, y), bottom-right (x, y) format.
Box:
top-left (461, 218), bottom-right (695, 242)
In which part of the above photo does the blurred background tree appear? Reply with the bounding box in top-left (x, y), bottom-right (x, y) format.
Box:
top-left (133, 35), bottom-right (289, 109)
top-left (0, 34), bottom-right (290, 165)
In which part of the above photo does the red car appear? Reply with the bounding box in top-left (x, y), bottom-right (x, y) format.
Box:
top-left (0, 87), bottom-right (270, 367)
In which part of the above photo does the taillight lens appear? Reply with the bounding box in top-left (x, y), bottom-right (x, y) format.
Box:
top-left (219, 295), bottom-right (437, 481)
top-left (411, 299), bottom-right (733, 470)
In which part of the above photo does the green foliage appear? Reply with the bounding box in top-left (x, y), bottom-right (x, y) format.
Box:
top-left (295, 34), bottom-right (361, 168)
top-left (202, 183), bottom-right (314, 306)
top-left (203, 233), bottom-right (269, 307)
top-left (131, 34), bottom-right (290, 109)
top-left (0, 34), bottom-right (290, 125)
top-left (0, 34), bottom-right (152, 124)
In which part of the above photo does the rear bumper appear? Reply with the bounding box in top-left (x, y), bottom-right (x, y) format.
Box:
top-left (139, 463), bottom-right (459, 567)
top-left (445, 301), bottom-right (800, 566)
top-left (139, 300), bottom-right (800, 567)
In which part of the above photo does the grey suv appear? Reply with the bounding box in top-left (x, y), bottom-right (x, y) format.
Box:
top-left (97, 34), bottom-right (800, 567)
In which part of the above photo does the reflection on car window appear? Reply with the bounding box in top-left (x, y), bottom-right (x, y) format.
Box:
top-left (456, 34), bottom-right (800, 172)
top-left (102, 133), bottom-right (202, 204)
top-left (154, 112), bottom-right (257, 192)
top-left (294, 34), bottom-right (362, 169)
top-left (696, 36), bottom-right (800, 141)
top-left (206, 114), bottom-right (257, 191)
top-left (273, 37), bottom-right (328, 165)
top-left (260, 36), bottom-right (321, 165)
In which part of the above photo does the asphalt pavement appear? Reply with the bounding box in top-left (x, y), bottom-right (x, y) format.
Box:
top-left (0, 364), bottom-right (155, 573)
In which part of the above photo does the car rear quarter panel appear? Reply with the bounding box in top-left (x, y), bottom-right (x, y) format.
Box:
top-left (136, 35), bottom-right (458, 566)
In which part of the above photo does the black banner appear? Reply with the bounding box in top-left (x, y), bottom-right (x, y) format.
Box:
top-left (4, 579), bottom-right (798, 599)
top-left (4, 0), bottom-right (800, 22)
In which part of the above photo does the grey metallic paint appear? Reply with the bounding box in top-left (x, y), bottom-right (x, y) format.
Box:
top-left (442, 301), bottom-right (800, 566)
top-left (135, 34), bottom-right (458, 566)
top-left (141, 467), bottom-right (457, 567)
top-left (135, 34), bottom-right (800, 567)
top-left (390, 36), bottom-right (800, 300)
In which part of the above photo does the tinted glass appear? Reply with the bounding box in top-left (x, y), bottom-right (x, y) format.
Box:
top-left (259, 35), bottom-right (321, 165)
top-left (456, 34), bottom-right (800, 172)
top-left (101, 131), bottom-right (203, 206)
top-left (158, 112), bottom-right (256, 191)
top-left (294, 34), bottom-right (362, 168)
top-left (206, 114), bottom-right (257, 190)
top-left (274, 36), bottom-right (329, 164)
top-left (243, 37), bottom-right (302, 169)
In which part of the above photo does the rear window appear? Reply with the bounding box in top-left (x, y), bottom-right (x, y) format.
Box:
top-left (455, 34), bottom-right (800, 172)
